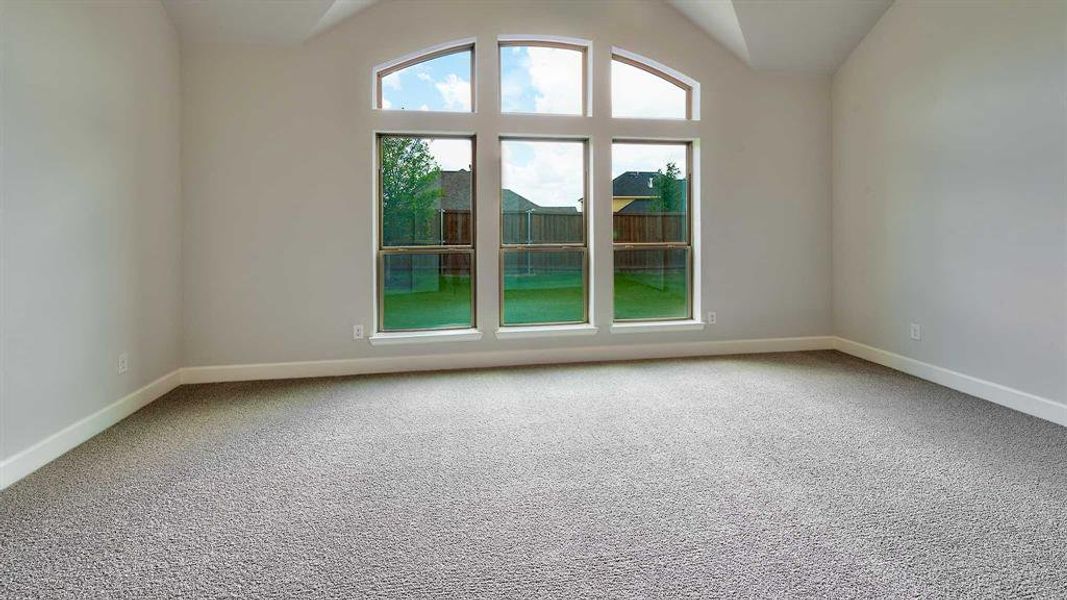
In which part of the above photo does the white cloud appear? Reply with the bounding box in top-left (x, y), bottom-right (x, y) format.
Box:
top-left (502, 141), bottom-right (584, 209)
top-left (611, 60), bottom-right (687, 119)
top-left (527, 47), bottom-right (582, 115)
top-left (612, 143), bottom-right (687, 178)
top-left (381, 97), bottom-right (392, 109)
top-left (381, 71), bottom-right (402, 90)
top-left (416, 71), bottom-right (433, 82)
top-left (427, 138), bottom-right (472, 171)
top-left (435, 74), bottom-right (471, 111)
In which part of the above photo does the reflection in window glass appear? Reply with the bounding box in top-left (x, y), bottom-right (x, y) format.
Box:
top-left (500, 45), bottom-right (583, 115)
top-left (381, 136), bottom-right (472, 247)
top-left (611, 58), bottom-right (688, 119)
top-left (612, 142), bottom-right (691, 321)
top-left (502, 250), bottom-right (585, 325)
top-left (380, 48), bottom-right (473, 112)
top-left (614, 248), bottom-right (689, 321)
top-left (382, 253), bottom-right (473, 330)
top-left (378, 134), bottom-right (474, 332)
top-left (500, 138), bottom-right (587, 326)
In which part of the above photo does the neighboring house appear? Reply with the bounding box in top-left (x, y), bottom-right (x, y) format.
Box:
top-left (611, 171), bottom-right (687, 213)
top-left (439, 170), bottom-right (579, 214)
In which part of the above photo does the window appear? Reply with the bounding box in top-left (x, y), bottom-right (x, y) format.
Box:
top-left (377, 43), bottom-right (473, 112)
top-left (611, 53), bottom-right (691, 119)
top-left (377, 134), bottom-right (475, 331)
top-left (372, 40), bottom-right (701, 338)
top-left (499, 41), bottom-right (586, 115)
top-left (500, 139), bottom-right (587, 325)
top-left (612, 142), bottom-right (691, 321)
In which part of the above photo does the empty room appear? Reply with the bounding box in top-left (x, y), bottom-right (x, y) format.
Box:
top-left (1, 0), bottom-right (1065, 596)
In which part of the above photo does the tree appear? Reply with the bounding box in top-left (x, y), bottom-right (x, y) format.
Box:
top-left (380, 137), bottom-right (442, 244)
top-left (652, 162), bottom-right (683, 213)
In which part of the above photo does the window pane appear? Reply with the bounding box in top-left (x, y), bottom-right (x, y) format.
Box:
top-left (382, 252), bottom-right (472, 331)
top-left (500, 45), bottom-right (583, 115)
top-left (381, 136), bottom-right (472, 247)
top-left (611, 58), bottom-right (687, 119)
top-left (612, 143), bottom-right (688, 243)
top-left (614, 248), bottom-right (689, 320)
top-left (503, 250), bottom-right (585, 325)
top-left (380, 49), bottom-right (472, 112)
top-left (501, 140), bottom-right (584, 244)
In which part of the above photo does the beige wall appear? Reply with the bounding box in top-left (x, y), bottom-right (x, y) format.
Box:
top-left (832, 0), bottom-right (1067, 403)
top-left (181, 0), bottom-right (833, 366)
top-left (1, 1), bottom-right (183, 460)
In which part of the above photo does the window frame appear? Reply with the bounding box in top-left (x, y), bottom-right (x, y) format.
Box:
top-left (610, 48), bottom-right (699, 121)
top-left (498, 136), bottom-right (590, 327)
top-left (611, 139), bottom-right (694, 323)
top-left (375, 132), bottom-right (478, 334)
top-left (498, 39), bottom-right (590, 117)
top-left (374, 40), bottom-right (476, 113)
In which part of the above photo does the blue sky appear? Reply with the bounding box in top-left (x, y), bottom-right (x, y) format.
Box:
top-left (381, 51), bottom-right (471, 112)
top-left (500, 46), bottom-right (582, 114)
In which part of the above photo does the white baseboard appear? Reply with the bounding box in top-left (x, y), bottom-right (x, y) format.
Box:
top-left (180, 336), bottom-right (837, 384)
top-left (833, 337), bottom-right (1066, 428)
top-left (0, 369), bottom-right (182, 490)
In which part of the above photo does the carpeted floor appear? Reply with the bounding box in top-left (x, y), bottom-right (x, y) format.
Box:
top-left (1, 351), bottom-right (1065, 598)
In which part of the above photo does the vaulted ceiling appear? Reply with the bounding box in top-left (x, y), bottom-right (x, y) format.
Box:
top-left (669, 0), bottom-right (893, 72)
top-left (160, 0), bottom-right (892, 74)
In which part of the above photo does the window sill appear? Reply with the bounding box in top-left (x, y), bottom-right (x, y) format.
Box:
top-left (369, 328), bottom-right (482, 346)
top-left (495, 324), bottom-right (599, 340)
top-left (610, 320), bottom-right (705, 334)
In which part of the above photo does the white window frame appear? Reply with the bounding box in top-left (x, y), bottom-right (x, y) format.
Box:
top-left (368, 38), bottom-right (703, 344)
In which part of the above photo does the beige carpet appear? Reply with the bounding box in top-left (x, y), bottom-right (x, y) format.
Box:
top-left (1, 351), bottom-right (1065, 598)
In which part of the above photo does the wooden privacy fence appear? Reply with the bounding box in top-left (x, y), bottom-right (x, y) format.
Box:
top-left (612, 213), bottom-right (687, 245)
top-left (432, 211), bottom-right (686, 246)
top-left (417, 210), bottom-right (689, 274)
top-left (501, 212), bottom-right (584, 244)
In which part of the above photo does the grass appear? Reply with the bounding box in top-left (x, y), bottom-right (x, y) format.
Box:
top-left (382, 271), bottom-right (688, 331)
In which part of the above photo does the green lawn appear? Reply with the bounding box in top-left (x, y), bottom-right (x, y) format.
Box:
top-left (613, 271), bottom-right (688, 320)
top-left (382, 275), bottom-right (473, 331)
top-left (503, 271), bottom-right (584, 325)
top-left (382, 271), bottom-right (688, 330)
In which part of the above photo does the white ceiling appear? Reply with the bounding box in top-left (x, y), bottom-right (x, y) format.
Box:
top-left (670, 0), bottom-right (893, 72)
top-left (161, 0), bottom-right (890, 73)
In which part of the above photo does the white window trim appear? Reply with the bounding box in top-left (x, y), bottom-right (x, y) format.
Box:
top-left (610, 320), bottom-right (705, 334)
top-left (496, 324), bottom-right (598, 340)
top-left (610, 137), bottom-right (702, 327)
top-left (371, 130), bottom-right (478, 338)
top-left (369, 328), bottom-right (483, 346)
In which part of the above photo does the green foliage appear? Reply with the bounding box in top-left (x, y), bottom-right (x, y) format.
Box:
top-left (652, 162), bottom-right (683, 213)
top-left (380, 137), bottom-right (442, 244)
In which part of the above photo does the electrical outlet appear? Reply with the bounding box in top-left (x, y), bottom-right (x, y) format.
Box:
top-left (909, 323), bottom-right (921, 341)
top-left (707, 311), bottom-right (717, 325)
top-left (117, 353), bottom-right (129, 374)
top-left (353, 324), bottom-right (364, 340)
